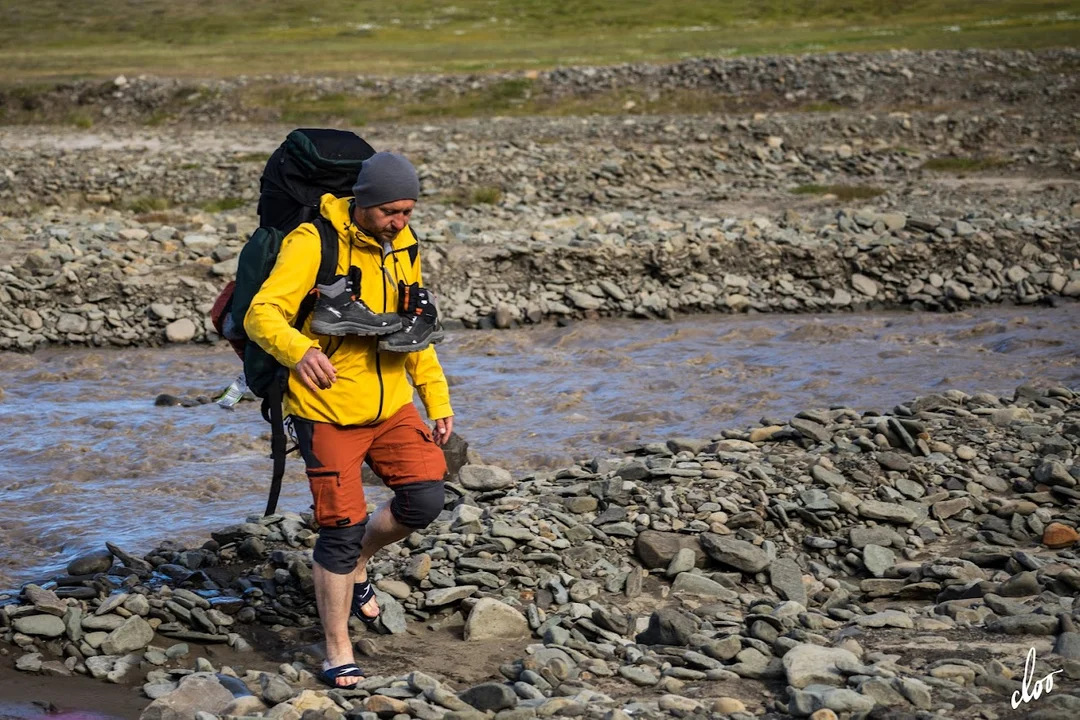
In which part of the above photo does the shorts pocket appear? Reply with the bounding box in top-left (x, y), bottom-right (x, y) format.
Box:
top-left (308, 470), bottom-right (365, 528)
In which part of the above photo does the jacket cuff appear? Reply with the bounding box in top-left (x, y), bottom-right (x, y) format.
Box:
top-left (424, 401), bottom-right (454, 421)
top-left (285, 334), bottom-right (320, 367)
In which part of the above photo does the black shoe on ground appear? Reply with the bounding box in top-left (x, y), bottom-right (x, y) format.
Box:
top-left (310, 274), bottom-right (401, 337)
top-left (378, 281), bottom-right (445, 353)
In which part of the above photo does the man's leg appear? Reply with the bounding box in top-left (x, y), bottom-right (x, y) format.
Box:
top-left (348, 501), bottom-right (415, 620)
top-left (313, 558), bottom-right (355, 677)
top-left (294, 419), bottom-right (371, 686)
top-left (359, 404), bottom-right (450, 617)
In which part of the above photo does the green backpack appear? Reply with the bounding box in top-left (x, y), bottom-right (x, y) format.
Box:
top-left (209, 128), bottom-right (376, 514)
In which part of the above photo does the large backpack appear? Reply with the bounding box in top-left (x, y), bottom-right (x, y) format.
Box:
top-left (210, 128), bottom-right (376, 515)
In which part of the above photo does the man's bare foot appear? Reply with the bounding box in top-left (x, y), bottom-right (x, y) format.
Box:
top-left (354, 565), bottom-right (380, 621)
top-left (321, 657), bottom-right (363, 688)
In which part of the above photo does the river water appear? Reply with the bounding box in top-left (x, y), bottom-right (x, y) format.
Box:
top-left (1, 305), bottom-right (1078, 587)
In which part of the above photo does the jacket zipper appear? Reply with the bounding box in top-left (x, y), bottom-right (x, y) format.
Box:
top-left (373, 249), bottom-right (388, 422)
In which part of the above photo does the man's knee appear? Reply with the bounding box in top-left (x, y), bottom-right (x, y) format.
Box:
top-left (390, 480), bottom-right (446, 530)
top-left (312, 521), bottom-right (366, 574)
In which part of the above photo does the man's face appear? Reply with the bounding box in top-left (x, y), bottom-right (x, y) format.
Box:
top-left (356, 199), bottom-right (415, 243)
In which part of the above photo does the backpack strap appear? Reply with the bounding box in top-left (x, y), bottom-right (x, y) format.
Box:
top-left (313, 216), bottom-right (340, 287)
top-left (263, 216), bottom-right (340, 517)
top-left (263, 377), bottom-right (287, 516)
top-left (294, 216), bottom-right (340, 330)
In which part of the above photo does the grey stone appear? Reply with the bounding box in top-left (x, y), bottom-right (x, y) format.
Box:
top-left (459, 683), bottom-right (518, 712)
top-left (989, 614), bottom-right (1060, 635)
top-left (1054, 633), bottom-right (1080, 660)
top-left (671, 572), bottom-right (738, 600)
top-left (374, 589), bottom-right (408, 635)
top-left (634, 531), bottom-right (703, 569)
top-left (855, 610), bottom-right (913, 629)
top-left (666, 547), bottom-right (696, 576)
top-left (851, 274), bottom-right (878, 297)
top-left (426, 585), bottom-right (479, 607)
top-left (617, 666), bottom-right (659, 686)
top-left (699, 533), bottom-right (770, 573)
top-left (15, 653), bottom-right (43, 673)
top-left (13, 614), bottom-right (66, 638)
top-left (102, 615), bottom-right (155, 655)
top-left (862, 544), bottom-right (896, 577)
top-left (464, 597), bottom-right (530, 640)
top-left (850, 526), bottom-right (899, 548)
top-left (164, 318), bottom-right (197, 343)
top-left (769, 557), bottom-right (807, 605)
top-left (858, 499), bottom-right (918, 525)
top-left (23, 584), bottom-right (67, 616)
top-left (57, 313), bottom-right (88, 334)
top-left (635, 608), bottom-right (699, 646)
top-left (783, 644), bottom-right (860, 688)
top-left (140, 674), bottom-right (235, 720)
top-left (458, 465), bottom-right (515, 491)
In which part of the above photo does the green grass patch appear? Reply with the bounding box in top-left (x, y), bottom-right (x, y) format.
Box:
top-left (469, 186), bottom-right (502, 205)
top-left (65, 111), bottom-right (93, 128)
top-left (134, 210), bottom-right (188, 225)
top-left (800, 101), bottom-right (846, 113)
top-left (1, 0), bottom-right (1078, 80)
top-left (144, 111), bottom-right (172, 127)
top-left (243, 83), bottom-right (750, 124)
top-left (921, 156), bottom-right (1010, 172)
top-left (179, 162), bottom-right (201, 170)
top-left (234, 152), bottom-right (269, 163)
top-left (125, 196), bottom-right (173, 214)
top-left (200, 197), bottom-right (247, 213)
top-left (437, 185), bottom-right (504, 207)
top-left (793, 184), bottom-right (885, 200)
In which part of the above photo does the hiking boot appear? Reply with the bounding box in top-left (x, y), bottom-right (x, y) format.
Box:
top-left (378, 281), bottom-right (445, 353)
top-left (310, 271), bottom-right (401, 337)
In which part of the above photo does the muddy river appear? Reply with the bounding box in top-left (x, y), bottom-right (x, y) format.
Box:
top-left (1, 305), bottom-right (1077, 587)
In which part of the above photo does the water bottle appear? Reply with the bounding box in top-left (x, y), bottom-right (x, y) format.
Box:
top-left (216, 372), bottom-right (249, 409)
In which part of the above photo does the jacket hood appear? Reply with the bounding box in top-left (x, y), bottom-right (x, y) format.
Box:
top-left (320, 194), bottom-right (378, 249)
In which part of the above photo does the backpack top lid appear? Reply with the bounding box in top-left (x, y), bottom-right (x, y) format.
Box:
top-left (257, 128), bottom-right (376, 234)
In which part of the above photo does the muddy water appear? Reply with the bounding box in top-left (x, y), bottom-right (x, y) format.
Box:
top-left (1, 306), bottom-right (1078, 587)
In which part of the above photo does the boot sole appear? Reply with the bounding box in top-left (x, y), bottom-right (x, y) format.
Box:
top-left (378, 329), bottom-right (446, 353)
top-left (311, 320), bottom-right (403, 337)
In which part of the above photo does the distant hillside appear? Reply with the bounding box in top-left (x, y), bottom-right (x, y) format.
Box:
top-left (1, 0), bottom-right (1078, 80)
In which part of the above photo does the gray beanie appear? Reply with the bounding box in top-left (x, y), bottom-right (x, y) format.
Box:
top-left (352, 151), bottom-right (420, 208)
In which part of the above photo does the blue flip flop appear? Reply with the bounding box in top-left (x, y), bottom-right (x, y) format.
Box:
top-left (352, 579), bottom-right (381, 625)
top-left (319, 662), bottom-right (364, 688)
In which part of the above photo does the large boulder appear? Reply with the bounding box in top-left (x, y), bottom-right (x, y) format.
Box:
top-left (699, 533), bottom-right (770, 573)
top-left (634, 531), bottom-right (705, 570)
top-left (458, 465), bottom-right (515, 491)
top-left (12, 615), bottom-right (65, 638)
top-left (464, 598), bottom-right (529, 641)
top-left (102, 615), bottom-right (154, 655)
top-left (635, 608), bottom-right (700, 647)
top-left (67, 549), bottom-right (114, 576)
top-left (140, 674), bottom-right (235, 720)
top-left (783, 644), bottom-right (860, 688)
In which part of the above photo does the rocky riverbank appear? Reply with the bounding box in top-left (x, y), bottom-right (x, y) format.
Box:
top-left (2, 382), bottom-right (1078, 719)
top-left (1, 104), bottom-right (1078, 351)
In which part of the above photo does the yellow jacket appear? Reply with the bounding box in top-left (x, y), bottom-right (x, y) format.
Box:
top-left (244, 194), bottom-right (452, 425)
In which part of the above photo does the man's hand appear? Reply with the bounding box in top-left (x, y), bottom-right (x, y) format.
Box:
top-left (296, 347), bottom-right (337, 391)
top-left (432, 416), bottom-right (454, 446)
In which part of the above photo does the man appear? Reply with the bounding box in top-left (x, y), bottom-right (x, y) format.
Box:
top-left (245, 152), bottom-right (453, 688)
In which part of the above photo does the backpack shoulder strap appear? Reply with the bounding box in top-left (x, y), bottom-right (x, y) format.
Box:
top-left (292, 215), bottom-right (341, 335)
top-left (312, 216), bottom-right (339, 287)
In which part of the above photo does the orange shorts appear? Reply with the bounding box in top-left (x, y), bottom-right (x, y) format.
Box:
top-left (293, 403), bottom-right (448, 529)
